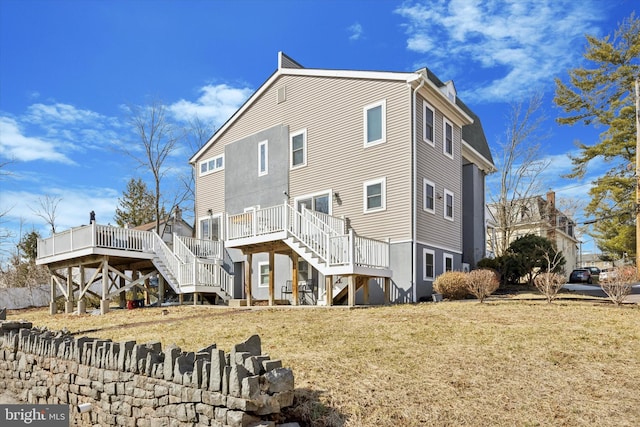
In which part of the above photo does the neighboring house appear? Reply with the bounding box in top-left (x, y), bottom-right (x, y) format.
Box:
top-left (190, 52), bottom-right (495, 305)
top-left (133, 207), bottom-right (193, 246)
top-left (487, 191), bottom-right (579, 271)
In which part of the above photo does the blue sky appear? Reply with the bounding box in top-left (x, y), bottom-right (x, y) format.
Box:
top-left (0, 0), bottom-right (637, 259)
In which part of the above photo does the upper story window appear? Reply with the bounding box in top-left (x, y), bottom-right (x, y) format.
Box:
top-left (443, 118), bottom-right (453, 158)
top-left (290, 129), bottom-right (307, 169)
top-left (423, 249), bottom-right (435, 280)
top-left (364, 100), bottom-right (386, 147)
top-left (423, 179), bottom-right (435, 213)
top-left (444, 189), bottom-right (454, 221)
top-left (363, 177), bottom-right (386, 213)
top-left (423, 101), bottom-right (435, 145)
top-left (258, 140), bottom-right (268, 176)
top-left (199, 154), bottom-right (224, 176)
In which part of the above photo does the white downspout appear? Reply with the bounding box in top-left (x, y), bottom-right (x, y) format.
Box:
top-left (409, 76), bottom-right (425, 303)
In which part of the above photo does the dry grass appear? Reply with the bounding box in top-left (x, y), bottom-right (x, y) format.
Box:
top-left (7, 298), bottom-right (640, 426)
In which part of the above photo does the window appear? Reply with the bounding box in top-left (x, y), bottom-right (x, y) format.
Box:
top-left (364, 100), bottom-right (386, 146)
top-left (297, 192), bottom-right (330, 214)
top-left (290, 129), bottom-right (307, 169)
top-left (444, 189), bottom-right (454, 221)
top-left (199, 154), bottom-right (224, 176)
top-left (423, 179), bottom-right (435, 213)
top-left (423, 101), bottom-right (434, 145)
top-left (363, 178), bottom-right (386, 213)
top-left (199, 214), bottom-right (221, 240)
top-left (423, 249), bottom-right (435, 280)
top-left (444, 253), bottom-right (453, 272)
top-left (443, 119), bottom-right (453, 158)
top-left (258, 140), bottom-right (268, 176)
top-left (258, 262), bottom-right (269, 288)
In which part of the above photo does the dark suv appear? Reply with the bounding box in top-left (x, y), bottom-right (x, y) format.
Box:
top-left (569, 269), bottom-right (593, 284)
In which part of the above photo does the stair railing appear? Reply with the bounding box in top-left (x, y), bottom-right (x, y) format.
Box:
top-left (151, 232), bottom-right (185, 290)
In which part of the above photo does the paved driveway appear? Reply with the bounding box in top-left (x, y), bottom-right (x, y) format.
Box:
top-left (563, 283), bottom-right (640, 303)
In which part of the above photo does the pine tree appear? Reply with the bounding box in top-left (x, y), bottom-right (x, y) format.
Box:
top-left (114, 178), bottom-right (157, 227)
top-left (554, 13), bottom-right (640, 260)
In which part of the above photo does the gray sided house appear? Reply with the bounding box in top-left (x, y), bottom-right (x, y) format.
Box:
top-left (190, 52), bottom-right (495, 305)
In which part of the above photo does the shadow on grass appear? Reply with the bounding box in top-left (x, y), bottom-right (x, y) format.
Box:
top-left (280, 388), bottom-right (346, 427)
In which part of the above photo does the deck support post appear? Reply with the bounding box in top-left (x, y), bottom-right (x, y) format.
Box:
top-left (158, 275), bottom-right (165, 306)
top-left (49, 274), bottom-right (57, 315)
top-left (268, 251), bottom-right (275, 306)
top-left (78, 265), bottom-right (86, 313)
top-left (194, 292), bottom-right (199, 306)
top-left (291, 252), bottom-right (299, 306)
top-left (77, 299), bottom-right (86, 314)
top-left (65, 267), bottom-right (73, 314)
top-left (245, 253), bottom-right (253, 307)
top-left (179, 294), bottom-right (184, 305)
top-left (119, 275), bottom-right (126, 309)
top-left (362, 277), bottom-right (370, 305)
top-left (384, 277), bottom-right (390, 305)
top-left (100, 256), bottom-right (110, 314)
top-left (325, 275), bottom-right (333, 306)
top-left (348, 275), bottom-right (356, 307)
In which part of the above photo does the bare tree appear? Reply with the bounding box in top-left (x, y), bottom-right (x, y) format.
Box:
top-left (124, 98), bottom-right (182, 235)
top-left (534, 247), bottom-right (567, 303)
top-left (600, 265), bottom-right (637, 306)
top-left (466, 269), bottom-right (499, 303)
top-left (489, 92), bottom-right (550, 256)
top-left (31, 194), bottom-right (61, 234)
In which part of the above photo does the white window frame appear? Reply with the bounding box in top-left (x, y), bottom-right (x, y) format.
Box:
top-left (295, 189), bottom-right (332, 215)
top-left (258, 140), bottom-right (268, 176)
top-left (444, 189), bottom-right (454, 221)
top-left (198, 213), bottom-right (222, 240)
top-left (258, 261), bottom-right (270, 288)
top-left (443, 118), bottom-right (453, 159)
top-left (423, 178), bottom-right (435, 214)
top-left (443, 253), bottom-right (453, 272)
top-left (423, 101), bottom-right (435, 146)
top-left (423, 248), bottom-right (435, 280)
top-left (363, 99), bottom-right (387, 147)
top-left (199, 154), bottom-right (224, 176)
top-left (363, 177), bottom-right (386, 213)
top-left (290, 128), bottom-right (307, 169)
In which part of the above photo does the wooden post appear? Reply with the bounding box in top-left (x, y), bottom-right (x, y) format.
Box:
top-left (158, 275), bottom-right (165, 306)
top-left (77, 265), bottom-right (86, 314)
top-left (65, 267), bottom-right (73, 313)
top-left (292, 252), bottom-right (299, 306)
top-left (348, 275), bottom-right (356, 307)
top-left (179, 293), bottom-right (184, 305)
top-left (119, 275), bottom-right (126, 309)
top-left (245, 253), bottom-right (253, 307)
top-left (194, 292), bottom-right (198, 306)
top-left (362, 277), bottom-right (370, 305)
top-left (100, 257), bottom-right (110, 314)
top-left (325, 275), bottom-right (333, 306)
top-left (384, 277), bottom-right (390, 305)
top-left (49, 274), bottom-right (57, 315)
top-left (268, 251), bottom-right (275, 306)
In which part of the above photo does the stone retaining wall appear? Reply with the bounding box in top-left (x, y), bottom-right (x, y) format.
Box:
top-left (0, 321), bottom-right (295, 426)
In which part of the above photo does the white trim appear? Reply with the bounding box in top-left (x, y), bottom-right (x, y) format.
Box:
top-left (423, 178), bottom-right (435, 214)
top-left (281, 67), bottom-right (415, 82)
top-left (444, 189), bottom-right (454, 221)
top-left (290, 128), bottom-right (307, 169)
top-left (199, 154), bottom-right (224, 177)
top-left (294, 190), bottom-right (332, 215)
top-left (416, 240), bottom-right (462, 254)
top-left (422, 100), bottom-right (435, 146)
top-left (363, 99), bottom-right (387, 147)
top-left (363, 177), bottom-right (386, 213)
top-left (258, 261), bottom-right (269, 288)
top-left (258, 140), bottom-right (268, 176)
top-left (443, 252), bottom-right (454, 272)
top-left (423, 248), bottom-right (435, 280)
top-left (442, 117), bottom-right (454, 159)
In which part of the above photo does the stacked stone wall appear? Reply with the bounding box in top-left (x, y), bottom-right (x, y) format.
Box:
top-left (0, 321), bottom-right (294, 427)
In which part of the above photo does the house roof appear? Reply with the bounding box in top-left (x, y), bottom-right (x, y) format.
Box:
top-left (133, 217), bottom-right (193, 232)
top-left (190, 52), bottom-right (494, 171)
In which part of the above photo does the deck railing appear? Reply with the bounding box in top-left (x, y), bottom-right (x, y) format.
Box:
top-left (226, 202), bottom-right (389, 270)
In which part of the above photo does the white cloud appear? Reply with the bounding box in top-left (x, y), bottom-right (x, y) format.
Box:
top-left (0, 117), bottom-right (75, 164)
top-left (395, 0), bottom-right (605, 102)
top-left (348, 22), bottom-right (364, 41)
top-left (25, 103), bottom-right (103, 125)
top-left (169, 84), bottom-right (253, 127)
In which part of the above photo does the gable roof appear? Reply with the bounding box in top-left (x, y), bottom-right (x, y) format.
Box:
top-left (190, 52), bottom-right (494, 171)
